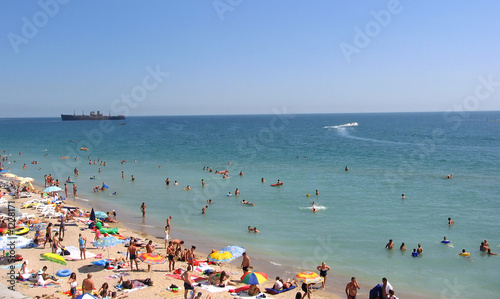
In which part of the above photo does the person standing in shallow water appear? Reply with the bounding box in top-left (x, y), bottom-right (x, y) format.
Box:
top-left (140, 202), bottom-right (146, 217)
top-left (317, 262), bottom-right (331, 290)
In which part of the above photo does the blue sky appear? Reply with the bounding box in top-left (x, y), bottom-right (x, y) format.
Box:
top-left (1, 0), bottom-right (499, 117)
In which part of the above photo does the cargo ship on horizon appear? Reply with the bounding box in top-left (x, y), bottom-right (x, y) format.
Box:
top-left (61, 111), bottom-right (125, 121)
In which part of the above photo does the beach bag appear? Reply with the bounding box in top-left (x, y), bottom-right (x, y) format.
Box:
top-left (60, 249), bottom-right (70, 256)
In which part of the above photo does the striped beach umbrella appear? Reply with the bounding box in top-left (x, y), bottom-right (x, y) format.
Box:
top-left (208, 250), bottom-right (235, 262)
top-left (139, 253), bottom-right (166, 265)
top-left (240, 271), bottom-right (268, 285)
top-left (293, 271), bottom-right (324, 284)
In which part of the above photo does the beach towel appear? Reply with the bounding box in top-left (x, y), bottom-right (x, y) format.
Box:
top-left (56, 245), bottom-right (96, 260)
top-left (265, 285), bottom-right (296, 294)
top-left (194, 262), bottom-right (214, 273)
top-left (165, 273), bottom-right (205, 282)
top-left (231, 292), bottom-right (266, 298)
top-left (91, 259), bottom-right (110, 266)
top-left (198, 281), bottom-right (237, 293)
top-left (105, 272), bottom-right (130, 280)
top-left (115, 280), bottom-right (148, 293)
top-left (230, 285), bottom-right (250, 293)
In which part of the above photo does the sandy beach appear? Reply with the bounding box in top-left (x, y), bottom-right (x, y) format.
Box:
top-left (1, 180), bottom-right (341, 299)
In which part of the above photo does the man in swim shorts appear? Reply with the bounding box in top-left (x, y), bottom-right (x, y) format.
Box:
top-left (82, 274), bottom-right (94, 294)
top-left (167, 241), bottom-right (176, 271)
top-left (345, 277), bottom-right (360, 299)
top-left (181, 265), bottom-right (196, 299)
top-left (187, 246), bottom-right (196, 267)
top-left (241, 252), bottom-right (250, 274)
top-left (128, 242), bottom-right (139, 271)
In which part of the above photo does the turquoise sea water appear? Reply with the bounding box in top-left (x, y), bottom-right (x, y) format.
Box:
top-left (1, 112), bottom-right (499, 298)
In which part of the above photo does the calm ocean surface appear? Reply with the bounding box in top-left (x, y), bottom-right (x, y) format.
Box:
top-left (1, 112), bottom-right (499, 298)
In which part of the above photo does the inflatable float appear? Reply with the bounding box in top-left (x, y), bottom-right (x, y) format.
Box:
top-left (1, 226), bottom-right (29, 236)
top-left (266, 285), bottom-right (297, 294)
top-left (100, 228), bottom-right (119, 235)
top-left (270, 182), bottom-right (283, 186)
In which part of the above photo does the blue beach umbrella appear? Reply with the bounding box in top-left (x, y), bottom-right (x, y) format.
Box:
top-left (43, 186), bottom-right (62, 193)
top-left (0, 236), bottom-right (31, 250)
top-left (94, 211), bottom-right (107, 220)
top-left (30, 222), bottom-right (47, 232)
top-left (94, 235), bottom-right (121, 258)
top-left (220, 245), bottom-right (245, 258)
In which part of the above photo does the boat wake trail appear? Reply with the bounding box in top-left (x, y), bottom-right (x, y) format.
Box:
top-left (300, 205), bottom-right (327, 210)
top-left (324, 123), bottom-right (409, 145)
top-left (323, 122), bottom-right (358, 129)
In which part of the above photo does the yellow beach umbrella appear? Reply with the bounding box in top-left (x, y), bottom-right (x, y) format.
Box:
top-left (41, 252), bottom-right (67, 265)
top-left (208, 250), bottom-right (235, 262)
top-left (40, 252), bottom-right (67, 274)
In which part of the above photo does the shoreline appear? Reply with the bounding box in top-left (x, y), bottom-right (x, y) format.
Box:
top-left (1, 175), bottom-right (341, 299)
top-left (67, 183), bottom-right (431, 299)
top-left (1, 171), bottom-right (430, 299)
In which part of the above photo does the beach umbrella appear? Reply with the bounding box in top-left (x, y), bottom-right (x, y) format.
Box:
top-left (94, 211), bottom-right (107, 220)
top-left (220, 245), bottom-right (245, 258)
top-left (293, 271), bottom-right (324, 284)
top-left (0, 205), bottom-right (22, 217)
top-left (89, 208), bottom-right (96, 222)
top-left (30, 222), bottom-right (47, 232)
top-left (40, 252), bottom-right (67, 265)
top-left (0, 236), bottom-right (32, 250)
top-left (94, 235), bottom-right (120, 258)
top-left (41, 252), bottom-right (67, 274)
top-left (75, 293), bottom-right (99, 299)
top-left (208, 250), bottom-right (235, 263)
top-left (240, 271), bottom-right (268, 285)
top-left (43, 186), bottom-right (62, 193)
top-left (139, 252), bottom-right (166, 276)
top-left (139, 253), bottom-right (166, 265)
